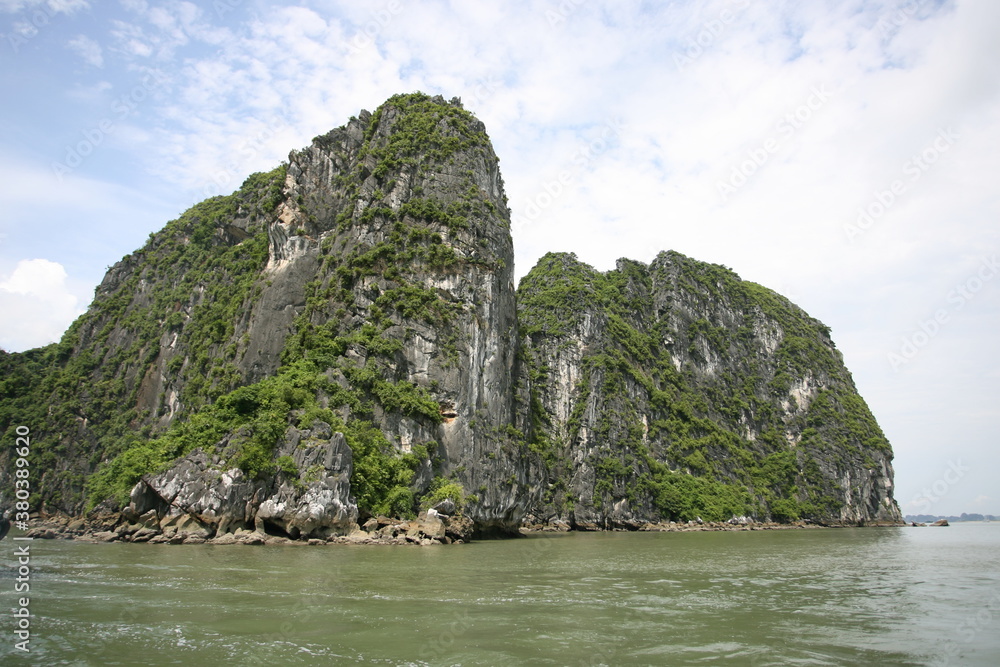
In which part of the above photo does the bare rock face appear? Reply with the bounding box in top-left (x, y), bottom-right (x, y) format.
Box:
top-left (127, 423), bottom-right (357, 539)
top-left (76, 93), bottom-right (539, 536)
top-left (129, 449), bottom-right (259, 534)
top-left (261, 94), bottom-right (539, 533)
top-left (255, 427), bottom-right (356, 539)
top-left (518, 251), bottom-right (902, 527)
top-left (0, 92), bottom-right (899, 536)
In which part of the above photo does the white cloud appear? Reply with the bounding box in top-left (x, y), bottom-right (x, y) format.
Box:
top-left (67, 33), bottom-right (103, 66)
top-left (0, 259), bottom-right (84, 352)
top-left (0, 0), bottom-right (88, 13)
top-left (0, 157), bottom-right (182, 321)
top-left (118, 0), bottom-right (146, 12)
top-left (48, 0), bottom-right (88, 12)
top-left (108, 1), bottom-right (234, 62)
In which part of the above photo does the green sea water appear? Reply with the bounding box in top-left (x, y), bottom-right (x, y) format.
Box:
top-left (2, 524), bottom-right (999, 665)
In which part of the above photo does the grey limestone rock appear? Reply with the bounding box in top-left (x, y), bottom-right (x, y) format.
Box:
top-left (128, 423), bottom-right (358, 540)
top-left (0, 93), bottom-right (900, 536)
top-left (517, 251), bottom-right (902, 527)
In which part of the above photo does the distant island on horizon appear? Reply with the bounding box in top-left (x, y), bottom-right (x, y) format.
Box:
top-left (905, 513), bottom-right (996, 523)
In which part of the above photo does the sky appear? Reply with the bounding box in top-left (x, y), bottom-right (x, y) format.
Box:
top-left (0, 0), bottom-right (997, 517)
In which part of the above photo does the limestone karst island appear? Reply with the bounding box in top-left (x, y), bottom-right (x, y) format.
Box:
top-left (0, 93), bottom-right (902, 545)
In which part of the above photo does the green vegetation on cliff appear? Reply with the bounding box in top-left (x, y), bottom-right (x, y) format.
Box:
top-left (0, 93), bottom-right (898, 533)
top-left (0, 167), bottom-right (285, 510)
top-left (80, 95), bottom-right (496, 518)
top-left (1, 93), bottom-right (505, 521)
top-left (519, 251), bottom-right (894, 525)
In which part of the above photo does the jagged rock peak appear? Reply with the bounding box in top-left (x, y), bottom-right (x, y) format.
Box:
top-left (518, 248), bottom-right (900, 528)
top-left (278, 92), bottom-right (508, 241)
top-left (0, 93), bottom-right (900, 540)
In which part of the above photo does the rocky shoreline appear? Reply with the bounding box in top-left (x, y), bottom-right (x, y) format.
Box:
top-left (16, 513), bottom-right (906, 546)
top-left (19, 510), bottom-right (474, 547)
top-left (521, 518), bottom-right (906, 533)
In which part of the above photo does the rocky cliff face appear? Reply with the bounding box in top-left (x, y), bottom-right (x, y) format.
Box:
top-left (260, 94), bottom-right (538, 534)
top-left (518, 252), bottom-right (901, 527)
top-left (126, 422), bottom-right (356, 540)
top-left (0, 93), bottom-right (899, 537)
top-left (0, 93), bottom-right (538, 536)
